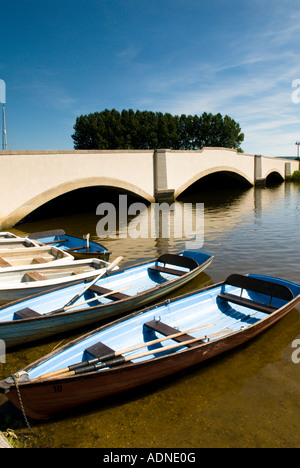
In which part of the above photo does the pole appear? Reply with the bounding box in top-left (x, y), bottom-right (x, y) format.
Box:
top-left (2, 104), bottom-right (7, 150)
top-left (296, 142), bottom-right (300, 159)
top-left (296, 142), bottom-right (300, 170)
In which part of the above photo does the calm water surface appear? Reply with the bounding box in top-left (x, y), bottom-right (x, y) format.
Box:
top-left (0, 182), bottom-right (300, 448)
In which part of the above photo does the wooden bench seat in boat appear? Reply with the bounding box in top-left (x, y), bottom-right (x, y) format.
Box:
top-left (0, 257), bottom-right (12, 267)
top-left (84, 341), bottom-right (131, 365)
top-left (144, 320), bottom-right (196, 346)
top-left (88, 284), bottom-right (130, 301)
top-left (148, 253), bottom-right (198, 277)
top-left (149, 265), bottom-right (186, 276)
top-left (31, 257), bottom-right (50, 264)
top-left (85, 342), bottom-right (118, 359)
top-left (42, 239), bottom-right (68, 245)
top-left (13, 307), bottom-right (41, 320)
top-left (218, 274), bottom-right (294, 315)
top-left (70, 267), bottom-right (93, 275)
top-left (38, 267), bottom-right (87, 276)
top-left (23, 271), bottom-right (48, 282)
top-left (218, 293), bottom-right (277, 314)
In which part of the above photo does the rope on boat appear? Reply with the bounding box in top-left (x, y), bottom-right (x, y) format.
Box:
top-left (11, 375), bottom-right (35, 436)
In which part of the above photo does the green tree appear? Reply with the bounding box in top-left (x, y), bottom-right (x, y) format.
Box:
top-left (196, 112), bottom-right (244, 149)
top-left (72, 109), bottom-right (244, 151)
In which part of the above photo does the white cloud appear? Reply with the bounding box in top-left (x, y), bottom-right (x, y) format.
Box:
top-left (130, 9), bottom-right (300, 157)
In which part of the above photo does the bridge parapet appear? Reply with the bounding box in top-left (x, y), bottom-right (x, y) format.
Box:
top-left (0, 148), bottom-right (298, 229)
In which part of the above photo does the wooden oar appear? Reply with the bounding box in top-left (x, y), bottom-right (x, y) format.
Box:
top-left (61, 285), bottom-right (132, 311)
top-left (36, 326), bottom-right (228, 381)
top-left (48, 329), bottom-right (233, 379)
top-left (36, 323), bottom-right (216, 380)
top-left (51, 256), bottom-right (123, 314)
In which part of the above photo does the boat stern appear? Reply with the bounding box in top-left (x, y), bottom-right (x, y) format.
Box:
top-left (181, 250), bottom-right (214, 267)
top-left (248, 274), bottom-right (300, 300)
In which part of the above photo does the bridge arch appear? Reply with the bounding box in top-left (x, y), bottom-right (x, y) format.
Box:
top-left (5, 177), bottom-right (154, 227)
top-left (264, 169), bottom-right (284, 184)
top-left (174, 167), bottom-right (253, 198)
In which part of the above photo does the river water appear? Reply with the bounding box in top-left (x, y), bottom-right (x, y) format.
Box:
top-left (0, 181), bottom-right (300, 448)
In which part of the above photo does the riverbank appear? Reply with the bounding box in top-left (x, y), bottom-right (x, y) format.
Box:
top-left (291, 170), bottom-right (300, 181)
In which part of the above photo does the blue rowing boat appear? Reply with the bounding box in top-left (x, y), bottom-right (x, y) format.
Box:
top-left (27, 229), bottom-right (111, 260)
top-left (0, 250), bottom-right (213, 348)
top-left (1, 273), bottom-right (299, 420)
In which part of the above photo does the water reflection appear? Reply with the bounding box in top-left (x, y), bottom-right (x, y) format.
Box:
top-left (1, 182), bottom-right (300, 447)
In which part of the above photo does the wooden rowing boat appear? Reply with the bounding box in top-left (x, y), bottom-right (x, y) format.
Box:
top-left (0, 257), bottom-right (114, 301)
top-left (0, 246), bottom-right (74, 269)
top-left (28, 230), bottom-right (111, 260)
top-left (0, 251), bottom-right (212, 347)
top-left (1, 273), bottom-right (299, 420)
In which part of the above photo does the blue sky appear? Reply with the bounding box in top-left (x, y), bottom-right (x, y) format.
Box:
top-left (0, 0), bottom-right (300, 156)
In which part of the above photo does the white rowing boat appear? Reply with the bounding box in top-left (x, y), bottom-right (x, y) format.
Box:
top-left (0, 257), bottom-right (117, 301)
top-left (0, 245), bottom-right (74, 269)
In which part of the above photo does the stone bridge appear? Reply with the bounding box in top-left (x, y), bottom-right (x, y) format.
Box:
top-left (0, 147), bottom-right (298, 229)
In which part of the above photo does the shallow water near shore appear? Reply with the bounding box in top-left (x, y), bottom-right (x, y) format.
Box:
top-left (0, 181), bottom-right (300, 448)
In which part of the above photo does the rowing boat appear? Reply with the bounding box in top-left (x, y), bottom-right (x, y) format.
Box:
top-left (0, 251), bottom-right (212, 347)
top-left (0, 245), bottom-right (74, 269)
top-left (27, 230), bottom-right (111, 260)
top-left (1, 272), bottom-right (299, 420)
top-left (0, 257), bottom-right (114, 301)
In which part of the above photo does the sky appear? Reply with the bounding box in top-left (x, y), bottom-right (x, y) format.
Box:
top-left (0, 0), bottom-right (300, 156)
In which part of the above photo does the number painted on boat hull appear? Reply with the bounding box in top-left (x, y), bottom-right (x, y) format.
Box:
top-left (53, 385), bottom-right (63, 393)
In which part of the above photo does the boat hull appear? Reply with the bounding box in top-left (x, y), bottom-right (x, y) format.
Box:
top-left (0, 246), bottom-right (74, 268)
top-left (0, 254), bottom-right (212, 347)
top-left (2, 276), bottom-right (300, 420)
top-left (70, 251), bottom-right (110, 260)
top-left (0, 258), bottom-right (110, 302)
top-left (28, 230), bottom-right (111, 261)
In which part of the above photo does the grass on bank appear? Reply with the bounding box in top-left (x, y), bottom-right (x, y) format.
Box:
top-left (290, 170), bottom-right (300, 181)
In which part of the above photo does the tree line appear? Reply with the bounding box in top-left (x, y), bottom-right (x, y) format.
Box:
top-left (72, 109), bottom-right (244, 151)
